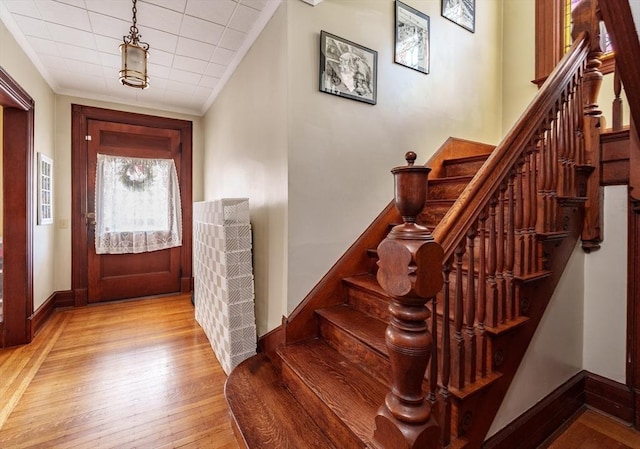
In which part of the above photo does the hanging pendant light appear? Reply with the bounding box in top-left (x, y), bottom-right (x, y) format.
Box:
top-left (119, 0), bottom-right (150, 89)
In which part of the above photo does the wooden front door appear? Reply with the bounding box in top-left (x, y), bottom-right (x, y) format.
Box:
top-left (72, 105), bottom-right (193, 305)
top-left (86, 120), bottom-right (181, 303)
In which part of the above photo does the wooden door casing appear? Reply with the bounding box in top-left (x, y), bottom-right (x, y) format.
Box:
top-left (0, 67), bottom-right (34, 348)
top-left (72, 105), bottom-right (193, 306)
top-left (86, 120), bottom-right (182, 303)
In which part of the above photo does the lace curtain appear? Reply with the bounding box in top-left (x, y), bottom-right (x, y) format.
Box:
top-left (95, 154), bottom-right (182, 254)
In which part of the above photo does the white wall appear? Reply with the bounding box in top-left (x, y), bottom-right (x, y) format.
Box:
top-left (0, 19), bottom-right (56, 311)
top-left (286, 0), bottom-right (504, 312)
top-left (203, 0), bottom-right (504, 334)
top-left (202, 3), bottom-right (289, 336)
top-left (489, 243), bottom-right (585, 436)
top-left (583, 185), bottom-right (628, 383)
top-left (500, 0), bottom-right (537, 133)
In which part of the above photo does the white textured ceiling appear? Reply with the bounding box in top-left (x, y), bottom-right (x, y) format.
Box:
top-left (0, 0), bottom-right (281, 115)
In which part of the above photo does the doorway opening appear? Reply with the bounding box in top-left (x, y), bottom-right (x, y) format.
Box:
top-left (0, 66), bottom-right (35, 348)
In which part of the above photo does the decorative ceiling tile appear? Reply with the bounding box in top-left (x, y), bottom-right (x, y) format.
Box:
top-left (172, 54), bottom-right (208, 74)
top-left (228, 4), bottom-right (259, 33)
top-left (88, 12), bottom-right (129, 39)
top-left (241, 0), bottom-right (268, 12)
top-left (185, 0), bottom-right (237, 26)
top-left (205, 62), bottom-right (226, 78)
top-left (4, 0), bottom-right (40, 18)
top-left (211, 47), bottom-right (235, 65)
top-left (144, 0), bottom-right (187, 14)
top-left (26, 35), bottom-right (60, 56)
top-left (180, 15), bottom-right (224, 45)
top-left (175, 37), bottom-right (215, 61)
top-left (13, 14), bottom-right (53, 39)
top-left (35, 0), bottom-right (92, 31)
top-left (219, 27), bottom-right (245, 51)
top-left (137, 1), bottom-right (183, 35)
top-left (46, 22), bottom-right (96, 49)
top-left (56, 42), bottom-right (101, 64)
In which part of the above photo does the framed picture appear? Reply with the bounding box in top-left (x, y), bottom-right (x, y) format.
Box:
top-left (395, 1), bottom-right (430, 74)
top-left (442, 0), bottom-right (475, 33)
top-left (37, 152), bottom-right (53, 225)
top-left (319, 30), bottom-right (377, 105)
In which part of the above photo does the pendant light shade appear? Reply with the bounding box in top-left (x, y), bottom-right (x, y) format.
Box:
top-left (119, 0), bottom-right (149, 89)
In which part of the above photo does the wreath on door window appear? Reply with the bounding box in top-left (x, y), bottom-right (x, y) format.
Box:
top-left (121, 163), bottom-right (153, 191)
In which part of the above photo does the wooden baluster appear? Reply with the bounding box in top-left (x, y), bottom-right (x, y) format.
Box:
top-left (440, 260), bottom-right (452, 448)
top-left (486, 196), bottom-right (498, 328)
top-left (428, 295), bottom-right (438, 407)
top-left (476, 211), bottom-right (488, 377)
top-left (550, 108), bottom-right (559, 232)
top-left (374, 152), bottom-right (442, 449)
top-left (576, 66), bottom-right (586, 167)
top-left (567, 79), bottom-right (578, 197)
top-left (465, 227), bottom-right (477, 383)
top-left (506, 171), bottom-right (516, 320)
top-left (522, 148), bottom-right (532, 275)
top-left (539, 118), bottom-right (551, 233)
top-left (557, 95), bottom-right (567, 197)
top-left (515, 155), bottom-right (525, 278)
top-left (451, 242), bottom-right (466, 389)
top-left (563, 89), bottom-right (573, 196)
top-left (612, 63), bottom-right (623, 131)
top-left (530, 137), bottom-right (541, 271)
top-left (496, 184), bottom-right (506, 324)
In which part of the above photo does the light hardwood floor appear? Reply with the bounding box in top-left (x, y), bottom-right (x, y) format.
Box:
top-left (0, 294), bottom-right (240, 449)
top-left (4, 294), bottom-right (640, 449)
top-left (545, 409), bottom-right (640, 449)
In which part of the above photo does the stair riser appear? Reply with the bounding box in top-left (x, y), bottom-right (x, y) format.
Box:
top-left (280, 362), bottom-right (366, 449)
top-left (429, 179), bottom-right (472, 200)
top-left (443, 158), bottom-right (487, 177)
top-left (319, 318), bottom-right (392, 387)
top-left (346, 286), bottom-right (390, 321)
top-left (344, 282), bottom-right (501, 388)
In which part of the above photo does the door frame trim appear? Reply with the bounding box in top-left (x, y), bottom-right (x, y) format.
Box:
top-left (0, 67), bottom-right (34, 347)
top-left (71, 105), bottom-right (193, 306)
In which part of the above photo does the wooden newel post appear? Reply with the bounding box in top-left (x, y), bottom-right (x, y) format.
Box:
top-left (373, 152), bottom-right (444, 449)
top-left (572, 0), bottom-right (603, 251)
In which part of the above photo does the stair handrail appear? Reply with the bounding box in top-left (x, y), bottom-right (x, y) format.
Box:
top-left (431, 30), bottom-right (596, 257)
top-left (418, 2), bottom-right (604, 445)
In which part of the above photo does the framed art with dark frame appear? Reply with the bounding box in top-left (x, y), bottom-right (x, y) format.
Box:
top-left (395, 1), bottom-right (430, 74)
top-left (319, 30), bottom-right (377, 105)
top-left (442, 0), bottom-right (475, 33)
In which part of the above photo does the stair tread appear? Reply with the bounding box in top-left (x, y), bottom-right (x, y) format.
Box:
top-left (317, 304), bottom-right (388, 356)
top-left (279, 339), bottom-right (387, 446)
top-left (226, 354), bottom-right (339, 449)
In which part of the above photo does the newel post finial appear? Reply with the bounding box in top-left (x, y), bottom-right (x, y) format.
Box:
top-left (373, 153), bottom-right (443, 449)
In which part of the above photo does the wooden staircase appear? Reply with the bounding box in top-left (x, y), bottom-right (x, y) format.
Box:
top-left (226, 2), bottom-right (606, 448)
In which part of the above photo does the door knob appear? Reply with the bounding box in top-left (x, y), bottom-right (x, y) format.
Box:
top-left (86, 212), bottom-right (96, 225)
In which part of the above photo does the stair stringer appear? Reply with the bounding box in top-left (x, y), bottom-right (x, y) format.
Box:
top-left (279, 138), bottom-right (494, 349)
top-left (443, 198), bottom-right (587, 448)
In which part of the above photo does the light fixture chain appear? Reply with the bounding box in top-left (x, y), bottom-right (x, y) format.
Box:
top-left (130, 0), bottom-right (140, 45)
